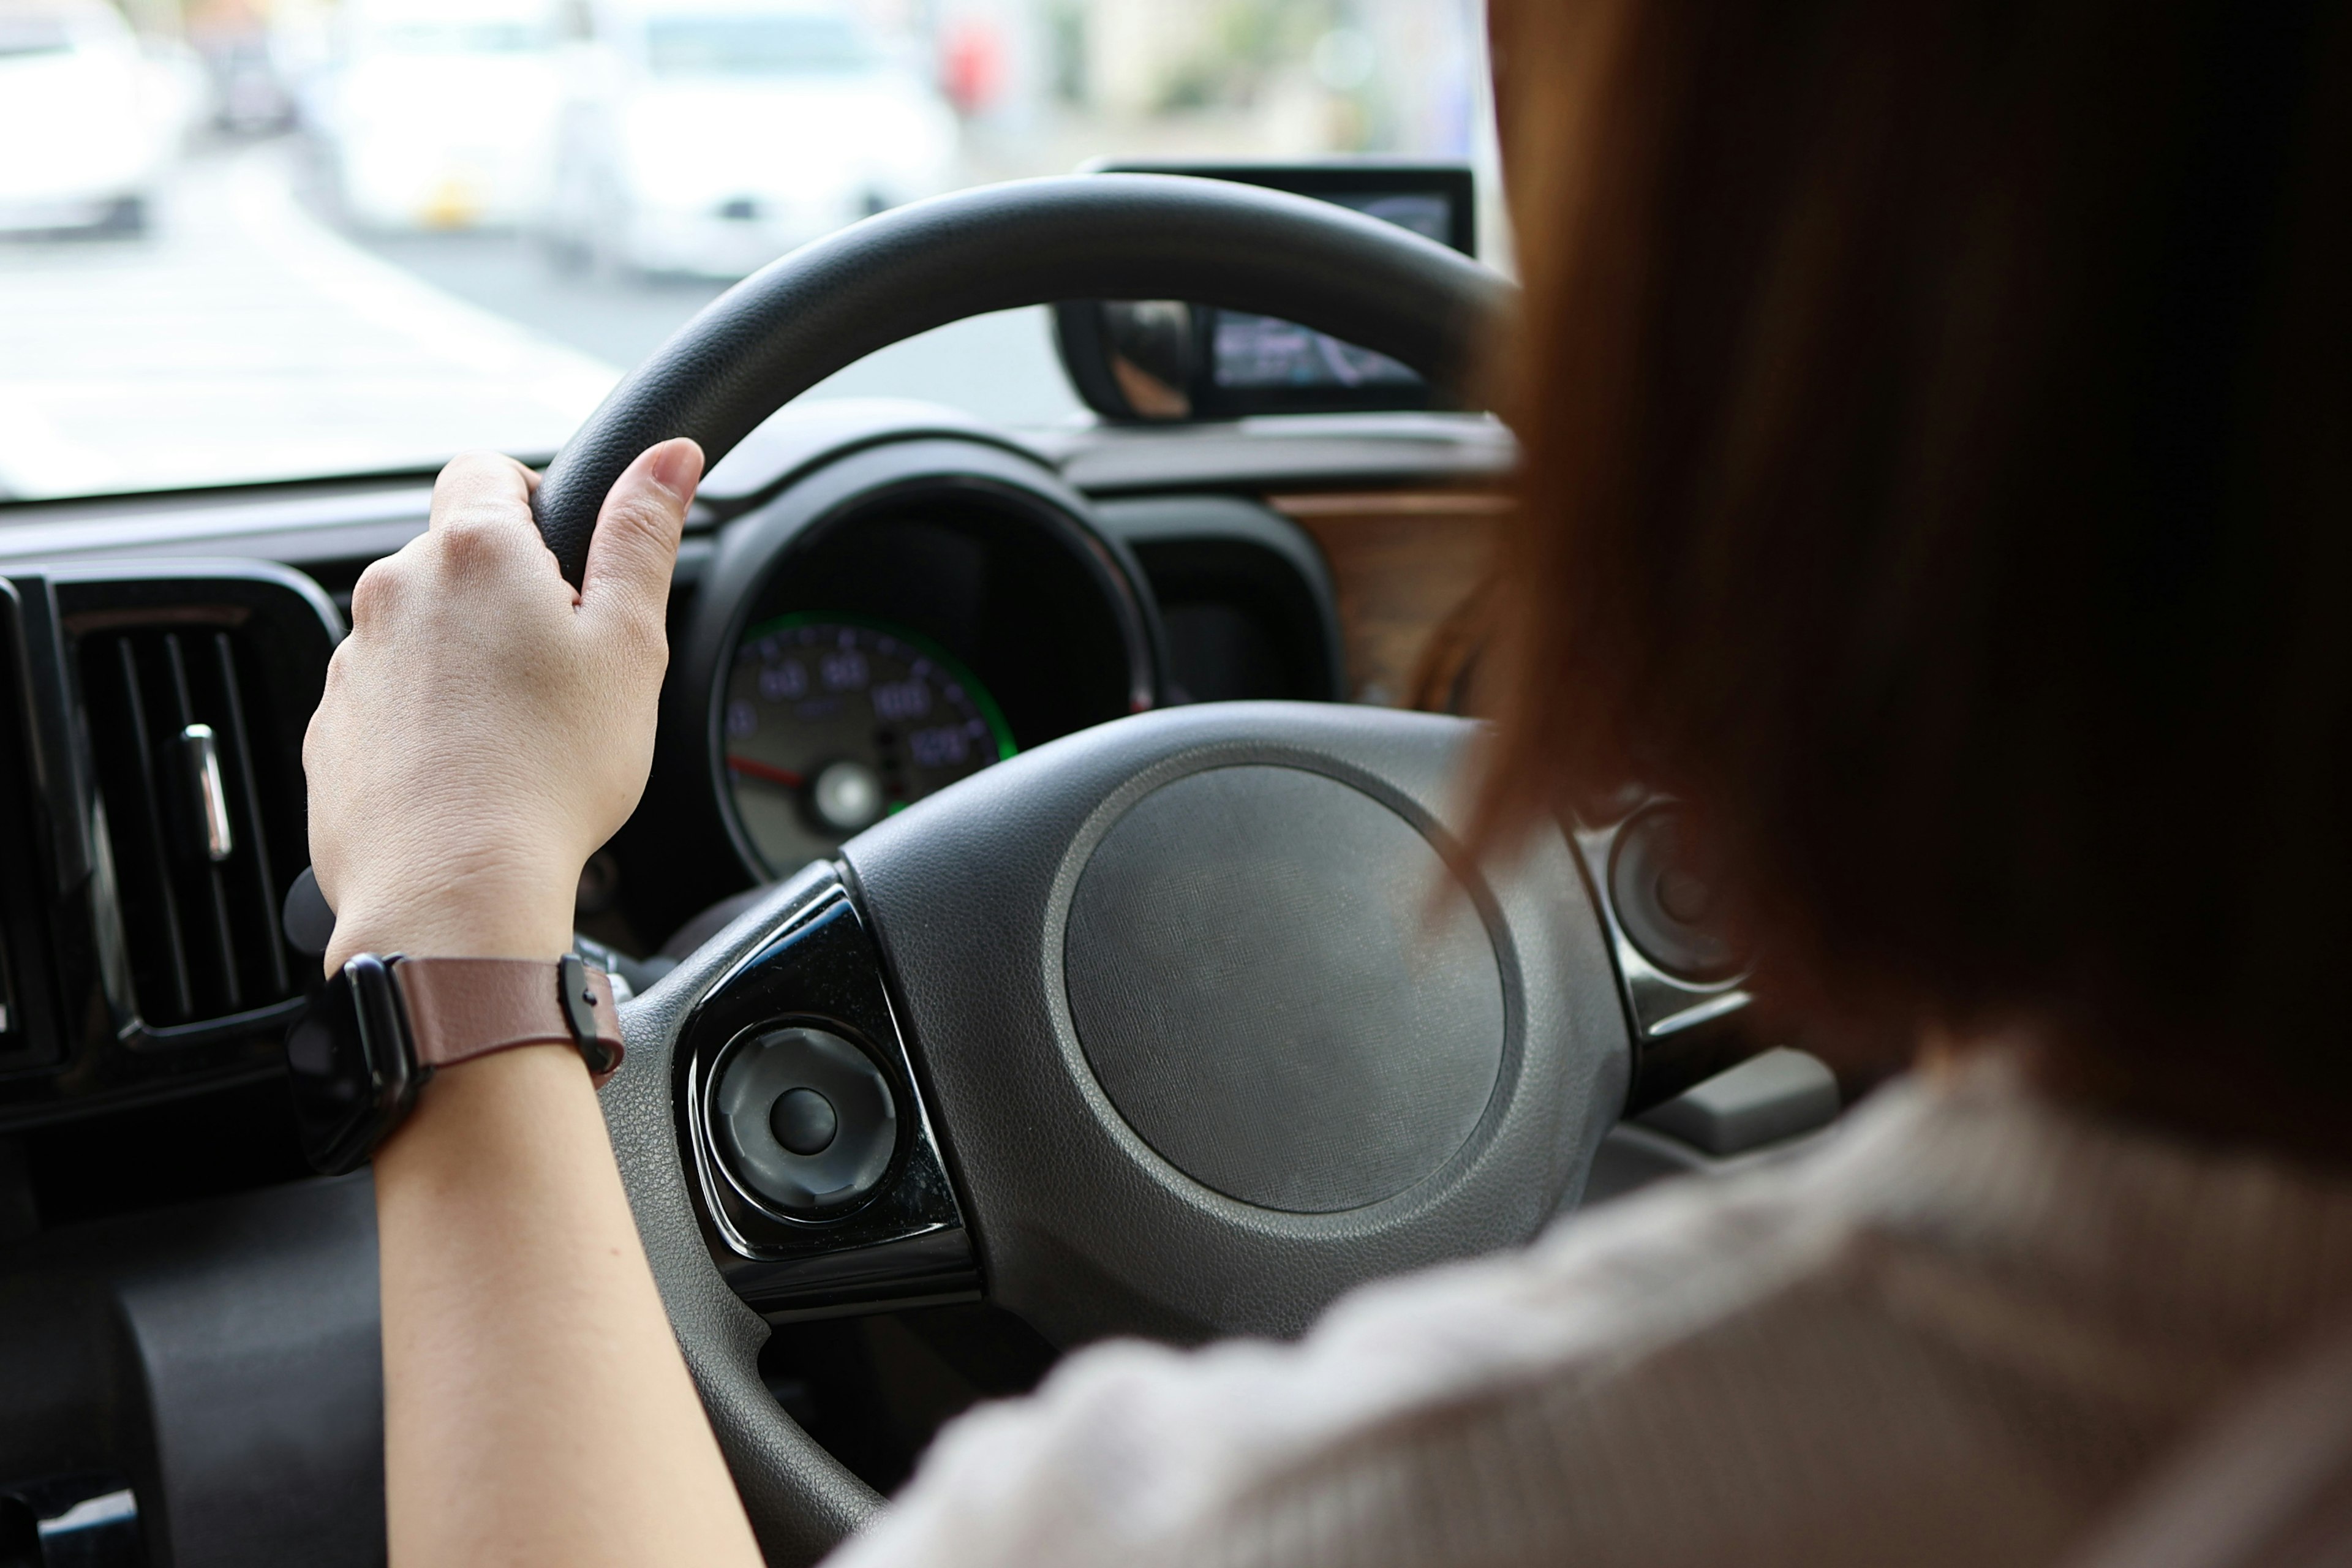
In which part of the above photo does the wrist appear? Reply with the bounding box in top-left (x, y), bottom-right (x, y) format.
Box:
top-left (323, 874), bottom-right (576, 973)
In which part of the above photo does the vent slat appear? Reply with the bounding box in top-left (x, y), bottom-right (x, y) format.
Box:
top-left (214, 633), bottom-right (290, 998)
top-left (164, 633), bottom-right (242, 1014)
top-left (111, 636), bottom-right (195, 1020)
top-left (81, 622), bottom-right (301, 1033)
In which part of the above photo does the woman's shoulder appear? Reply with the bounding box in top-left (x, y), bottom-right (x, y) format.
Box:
top-left (823, 1084), bottom-right (1888, 1568)
top-left (827, 1069), bottom-right (2352, 1568)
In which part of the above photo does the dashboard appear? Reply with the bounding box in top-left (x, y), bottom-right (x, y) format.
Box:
top-left (0, 399), bottom-right (1846, 1567)
top-left (0, 402), bottom-right (1513, 1138)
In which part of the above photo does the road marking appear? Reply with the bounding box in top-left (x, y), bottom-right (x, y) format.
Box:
top-left (225, 149), bottom-right (614, 393)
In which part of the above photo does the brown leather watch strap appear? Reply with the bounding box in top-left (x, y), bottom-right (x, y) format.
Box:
top-left (394, 957), bottom-right (625, 1087)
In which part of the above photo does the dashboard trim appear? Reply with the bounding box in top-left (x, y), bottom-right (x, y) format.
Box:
top-left (0, 410), bottom-right (1517, 573)
top-left (695, 397), bottom-right (1055, 511)
top-left (0, 484), bottom-right (435, 575)
top-left (1042, 410), bottom-right (1515, 496)
top-left (1094, 494), bottom-right (1349, 704)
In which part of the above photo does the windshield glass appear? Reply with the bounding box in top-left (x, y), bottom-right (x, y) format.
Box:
top-left (0, 0), bottom-right (1494, 503)
top-left (362, 21), bottom-right (551, 53)
top-left (0, 13), bottom-right (75, 54)
top-left (644, 14), bottom-right (878, 77)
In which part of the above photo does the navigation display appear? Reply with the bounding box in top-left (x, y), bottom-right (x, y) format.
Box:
top-left (1055, 163), bottom-right (1477, 420)
top-left (1209, 189), bottom-right (1456, 393)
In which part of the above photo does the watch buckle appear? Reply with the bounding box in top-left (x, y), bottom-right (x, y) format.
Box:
top-left (559, 954), bottom-right (617, 1074)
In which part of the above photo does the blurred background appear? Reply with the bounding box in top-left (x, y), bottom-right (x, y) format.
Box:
top-left (0, 0), bottom-right (1495, 500)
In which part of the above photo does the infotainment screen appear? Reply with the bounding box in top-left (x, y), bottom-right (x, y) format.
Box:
top-left (1052, 163), bottom-right (1476, 421)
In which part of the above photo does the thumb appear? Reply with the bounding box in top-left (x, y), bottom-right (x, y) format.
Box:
top-left (579, 438), bottom-right (700, 633)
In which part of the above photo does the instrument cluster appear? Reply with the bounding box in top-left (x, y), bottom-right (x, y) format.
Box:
top-left (677, 437), bottom-right (1159, 886)
top-left (722, 614), bottom-right (1016, 875)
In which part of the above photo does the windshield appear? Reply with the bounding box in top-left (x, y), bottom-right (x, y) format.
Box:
top-left (0, 14), bottom-right (74, 55)
top-left (644, 14), bottom-right (878, 77)
top-left (361, 21), bottom-right (552, 54)
top-left (0, 0), bottom-right (1494, 503)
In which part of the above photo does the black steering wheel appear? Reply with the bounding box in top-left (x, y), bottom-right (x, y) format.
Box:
top-left (537, 175), bottom-right (1635, 1567)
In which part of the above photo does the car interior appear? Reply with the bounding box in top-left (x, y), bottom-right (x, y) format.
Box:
top-left (0, 161), bottom-right (1853, 1567)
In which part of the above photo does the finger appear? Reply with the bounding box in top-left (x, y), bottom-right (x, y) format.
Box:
top-left (579, 439), bottom-right (699, 637)
top-left (429, 450), bottom-right (536, 532)
top-left (427, 451), bottom-right (551, 579)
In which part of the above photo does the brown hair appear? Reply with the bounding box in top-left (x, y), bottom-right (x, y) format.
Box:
top-left (1476, 0), bottom-right (2352, 1153)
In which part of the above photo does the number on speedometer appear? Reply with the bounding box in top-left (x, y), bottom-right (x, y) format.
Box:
top-left (722, 616), bottom-right (1016, 877)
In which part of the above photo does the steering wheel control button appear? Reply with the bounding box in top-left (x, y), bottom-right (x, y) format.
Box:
top-left (1608, 805), bottom-right (1744, 983)
top-left (770, 1086), bottom-right (840, 1156)
top-left (712, 1026), bottom-right (897, 1216)
top-left (1065, 765), bottom-right (1507, 1214)
top-left (811, 759), bottom-right (885, 834)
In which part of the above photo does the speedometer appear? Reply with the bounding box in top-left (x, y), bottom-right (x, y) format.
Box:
top-left (722, 615), bottom-right (1016, 877)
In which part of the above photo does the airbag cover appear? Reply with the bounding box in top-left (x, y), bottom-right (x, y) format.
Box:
top-left (1066, 766), bottom-right (1503, 1212)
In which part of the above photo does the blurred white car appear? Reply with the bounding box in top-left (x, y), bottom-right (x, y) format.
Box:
top-left (540, 0), bottom-right (957, 278)
top-left (0, 0), bottom-right (187, 235)
top-left (314, 0), bottom-right (560, 230)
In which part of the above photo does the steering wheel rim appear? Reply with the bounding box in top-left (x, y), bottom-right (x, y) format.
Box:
top-left (573, 178), bottom-right (1567, 1568)
top-left (607, 878), bottom-right (886, 1564)
top-left (531, 172), bottom-right (1512, 585)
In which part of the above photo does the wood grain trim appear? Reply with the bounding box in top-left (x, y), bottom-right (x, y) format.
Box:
top-left (1268, 491), bottom-right (1506, 711)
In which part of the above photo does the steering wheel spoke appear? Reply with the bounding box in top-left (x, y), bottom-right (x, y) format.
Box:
top-left (671, 864), bottom-right (976, 1319)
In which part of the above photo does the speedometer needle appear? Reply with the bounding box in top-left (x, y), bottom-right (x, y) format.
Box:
top-left (726, 756), bottom-right (805, 788)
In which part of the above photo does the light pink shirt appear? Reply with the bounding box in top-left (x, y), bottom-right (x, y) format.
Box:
top-left (828, 1064), bottom-right (2352, 1568)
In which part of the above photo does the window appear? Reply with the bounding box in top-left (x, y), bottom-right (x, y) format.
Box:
top-left (0, 0), bottom-right (1493, 502)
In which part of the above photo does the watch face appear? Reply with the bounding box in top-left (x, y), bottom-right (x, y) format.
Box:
top-left (285, 954), bottom-right (417, 1174)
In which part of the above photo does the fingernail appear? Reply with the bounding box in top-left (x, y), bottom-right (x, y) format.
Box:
top-left (649, 439), bottom-right (704, 500)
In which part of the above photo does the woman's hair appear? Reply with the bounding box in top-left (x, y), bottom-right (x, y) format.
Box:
top-left (1477, 0), bottom-right (2352, 1150)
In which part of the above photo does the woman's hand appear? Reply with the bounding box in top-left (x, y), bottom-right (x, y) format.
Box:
top-left (326, 441), bottom-right (766, 1568)
top-left (305, 439), bottom-right (701, 968)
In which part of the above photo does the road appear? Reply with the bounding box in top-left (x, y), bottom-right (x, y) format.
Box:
top-left (350, 221), bottom-right (1082, 430)
top-left (0, 140), bottom-right (1080, 503)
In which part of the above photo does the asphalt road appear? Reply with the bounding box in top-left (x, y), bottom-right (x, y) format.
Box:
top-left (0, 139), bottom-right (1079, 502)
top-left (352, 227), bottom-right (731, 373)
top-left (350, 221), bottom-right (1083, 426)
top-left (0, 143), bottom-right (613, 499)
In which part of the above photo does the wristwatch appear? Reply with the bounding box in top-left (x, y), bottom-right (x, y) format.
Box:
top-left (285, 953), bottom-right (625, 1175)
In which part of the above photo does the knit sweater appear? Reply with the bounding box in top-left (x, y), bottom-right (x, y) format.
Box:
top-left (826, 1063), bottom-right (2352, 1568)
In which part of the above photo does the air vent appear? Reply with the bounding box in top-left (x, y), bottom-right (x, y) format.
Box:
top-left (77, 622), bottom-right (297, 1031)
top-left (0, 586), bottom-right (56, 1070)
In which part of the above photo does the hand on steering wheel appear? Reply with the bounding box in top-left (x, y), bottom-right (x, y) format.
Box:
top-left (306, 440), bottom-right (703, 971)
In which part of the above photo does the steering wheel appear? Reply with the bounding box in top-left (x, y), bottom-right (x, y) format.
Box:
top-left (533, 175), bottom-right (1633, 1567)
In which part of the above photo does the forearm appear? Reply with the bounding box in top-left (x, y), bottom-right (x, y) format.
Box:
top-left (307, 442), bottom-right (742, 1566)
top-left (375, 1043), bottom-right (764, 1568)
